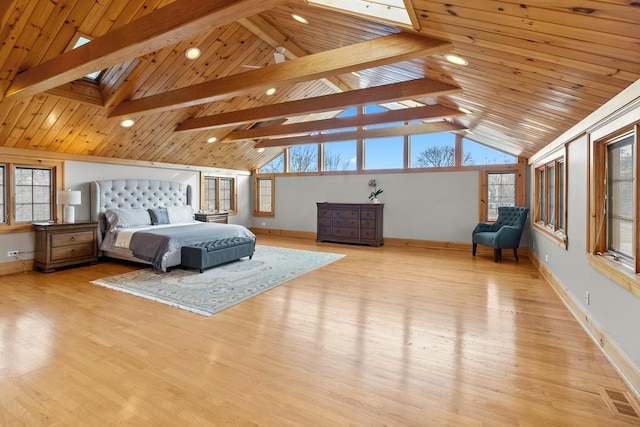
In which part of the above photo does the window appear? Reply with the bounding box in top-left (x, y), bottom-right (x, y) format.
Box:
top-left (261, 154), bottom-right (284, 173)
top-left (533, 154), bottom-right (567, 246)
top-left (463, 138), bottom-right (516, 165)
top-left (0, 158), bottom-right (61, 233)
top-left (479, 165), bottom-right (525, 222)
top-left (324, 141), bottom-right (356, 171)
top-left (588, 124), bottom-right (640, 294)
top-left (410, 132), bottom-right (456, 167)
top-left (364, 136), bottom-right (403, 169)
top-left (15, 167), bottom-right (53, 223)
top-left (289, 144), bottom-right (318, 172)
top-left (201, 175), bottom-right (236, 213)
top-left (254, 175), bottom-right (275, 217)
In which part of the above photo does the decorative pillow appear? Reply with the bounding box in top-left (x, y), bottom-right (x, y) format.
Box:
top-left (166, 205), bottom-right (195, 224)
top-left (148, 207), bottom-right (170, 225)
top-left (105, 208), bottom-right (152, 230)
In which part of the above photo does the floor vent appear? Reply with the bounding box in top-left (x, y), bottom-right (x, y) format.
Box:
top-left (598, 385), bottom-right (640, 418)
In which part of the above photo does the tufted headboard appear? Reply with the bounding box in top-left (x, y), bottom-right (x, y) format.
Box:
top-left (90, 179), bottom-right (192, 244)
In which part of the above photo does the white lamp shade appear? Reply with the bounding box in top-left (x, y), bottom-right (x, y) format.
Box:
top-left (57, 190), bottom-right (81, 223)
top-left (57, 190), bottom-right (81, 205)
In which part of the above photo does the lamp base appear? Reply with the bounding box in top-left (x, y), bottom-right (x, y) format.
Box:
top-left (63, 205), bottom-right (75, 223)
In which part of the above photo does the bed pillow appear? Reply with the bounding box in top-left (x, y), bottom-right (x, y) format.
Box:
top-left (148, 207), bottom-right (170, 225)
top-left (166, 205), bottom-right (195, 224)
top-left (105, 208), bottom-right (152, 230)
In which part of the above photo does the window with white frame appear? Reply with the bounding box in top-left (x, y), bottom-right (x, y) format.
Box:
top-left (486, 171), bottom-right (516, 221)
top-left (15, 167), bottom-right (53, 223)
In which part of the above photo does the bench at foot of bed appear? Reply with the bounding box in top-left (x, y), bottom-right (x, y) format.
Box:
top-left (181, 237), bottom-right (255, 273)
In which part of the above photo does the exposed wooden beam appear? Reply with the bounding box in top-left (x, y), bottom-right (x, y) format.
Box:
top-left (237, 16), bottom-right (350, 93)
top-left (254, 121), bottom-right (467, 148)
top-left (109, 33), bottom-right (452, 119)
top-left (222, 104), bottom-right (464, 142)
top-left (6, 0), bottom-right (287, 99)
top-left (175, 78), bottom-right (461, 132)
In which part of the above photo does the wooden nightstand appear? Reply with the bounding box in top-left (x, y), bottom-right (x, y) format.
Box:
top-left (34, 221), bottom-right (99, 273)
top-left (194, 212), bottom-right (229, 224)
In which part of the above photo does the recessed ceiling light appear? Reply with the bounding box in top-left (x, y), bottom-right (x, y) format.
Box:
top-left (185, 47), bottom-right (201, 60)
top-left (291, 13), bottom-right (308, 24)
top-left (351, 71), bottom-right (361, 77)
top-left (459, 107), bottom-right (473, 115)
top-left (445, 54), bottom-right (468, 66)
top-left (265, 88), bottom-right (276, 96)
top-left (207, 137), bottom-right (217, 143)
top-left (257, 148), bottom-right (265, 153)
top-left (120, 119), bottom-right (135, 128)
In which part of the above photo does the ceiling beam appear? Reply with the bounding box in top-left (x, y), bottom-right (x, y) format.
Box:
top-left (5, 0), bottom-right (287, 99)
top-left (237, 16), bottom-right (350, 93)
top-left (109, 33), bottom-right (452, 119)
top-left (254, 121), bottom-right (467, 148)
top-left (175, 78), bottom-right (461, 132)
top-left (221, 104), bottom-right (464, 142)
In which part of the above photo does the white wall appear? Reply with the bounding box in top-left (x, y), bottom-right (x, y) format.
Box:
top-left (254, 171), bottom-right (482, 242)
top-left (529, 81), bottom-right (640, 374)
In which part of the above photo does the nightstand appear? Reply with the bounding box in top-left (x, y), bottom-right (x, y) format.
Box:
top-left (194, 212), bottom-right (229, 224)
top-left (34, 221), bottom-right (99, 273)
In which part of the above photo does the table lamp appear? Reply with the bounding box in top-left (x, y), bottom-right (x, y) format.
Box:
top-left (57, 189), bottom-right (81, 223)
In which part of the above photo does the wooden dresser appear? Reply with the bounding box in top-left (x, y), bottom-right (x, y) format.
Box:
top-left (194, 212), bottom-right (229, 224)
top-left (317, 202), bottom-right (383, 247)
top-left (34, 221), bottom-right (99, 273)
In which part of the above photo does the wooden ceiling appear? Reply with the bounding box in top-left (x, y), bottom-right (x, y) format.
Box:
top-left (1, 0), bottom-right (639, 171)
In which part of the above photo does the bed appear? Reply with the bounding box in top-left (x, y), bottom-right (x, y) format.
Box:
top-left (90, 179), bottom-right (255, 272)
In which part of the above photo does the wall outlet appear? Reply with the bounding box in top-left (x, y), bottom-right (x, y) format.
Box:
top-left (585, 291), bottom-right (590, 306)
top-left (7, 250), bottom-right (19, 257)
top-left (544, 254), bottom-right (549, 262)
top-left (261, 222), bottom-right (266, 226)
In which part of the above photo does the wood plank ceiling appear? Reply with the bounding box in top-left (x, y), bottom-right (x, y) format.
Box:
top-left (0, 0), bottom-right (638, 171)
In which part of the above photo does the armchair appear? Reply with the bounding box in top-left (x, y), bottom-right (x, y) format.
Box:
top-left (472, 206), bottom-right (529, 262)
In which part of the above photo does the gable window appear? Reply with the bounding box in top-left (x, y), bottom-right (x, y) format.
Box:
top-left (533, 153), bottom-right (567, 247)
top-left (261, 154), bottom-right (284, 173)
top-left (324, 141), bottom-right (356, 171)
top-left (410, 132), bottom-right (456, 168)
top-left (202, 175), bottom-right (236, 214)
top-left (289, 144), bottom-right (318, 172)
top-left (254, 175), bottom-right (275, 217)
top-left (588, 124), bottom-right (640, 294)
top-left (364, 136), bottom-right (403, 170)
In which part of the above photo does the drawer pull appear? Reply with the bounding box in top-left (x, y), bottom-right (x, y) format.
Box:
top-left (70, 236), bottom-right (76, 241)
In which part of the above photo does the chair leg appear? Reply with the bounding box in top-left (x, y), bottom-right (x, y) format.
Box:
top-left (472, 243), bottom-right (477, 256)
top-left (494, 248), bottom-right (500, 262)
top-left (513, 248), bottom-right (519, 262)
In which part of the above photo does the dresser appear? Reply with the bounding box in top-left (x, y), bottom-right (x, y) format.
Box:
top-left (317, 202), bottom-right (383, 247)
top-left (34, 221), bottom-right (99, 273)
top-left (194, 212), bottom-right (229, 224)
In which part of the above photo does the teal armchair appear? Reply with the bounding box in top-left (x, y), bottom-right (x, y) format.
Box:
top-left (472, 206), bottom-right (529, 262)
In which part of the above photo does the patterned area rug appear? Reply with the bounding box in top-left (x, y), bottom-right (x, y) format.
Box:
top-left (91, 245), bottom-right (344, 316)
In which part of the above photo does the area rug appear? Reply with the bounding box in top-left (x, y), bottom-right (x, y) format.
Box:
top-left (91, 245), bottom-right (344, 316)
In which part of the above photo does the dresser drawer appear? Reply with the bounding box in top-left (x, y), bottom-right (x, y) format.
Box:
top-left (361, 229), bottom-right (378, 240)
top-left (51, 243), bottom-right (95, 261)
top-left (318, 217), bottom-right (332, 226)
top-left (331, 209), bottom-right (358, 219)
top-left (361, 219), bottom-right (376, 228)
top-left (332, 218), bottom-right (358, 228)
top-left (51, 231), bottom-right (94, 247)
top-left (332, 227), bottom-right (359, 238)
top-left (361, 209), bottom-right (378, 220)
top-left (318, 209), bottom-right (332, 218)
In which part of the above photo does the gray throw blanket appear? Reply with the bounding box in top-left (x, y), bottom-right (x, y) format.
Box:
top-left (128, 223), bottom-right (256, 271)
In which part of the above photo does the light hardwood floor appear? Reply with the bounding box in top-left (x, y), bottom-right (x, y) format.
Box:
top-left (1, 236), bottom-right (639, 426)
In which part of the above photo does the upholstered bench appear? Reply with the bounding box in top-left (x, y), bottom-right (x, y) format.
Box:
top-left (181, 237), bottom-right (255, 273)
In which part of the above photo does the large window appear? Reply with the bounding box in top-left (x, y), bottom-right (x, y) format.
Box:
top-left (324, 141), bottom-right (356, 171)
top-left (202, 175), bottom-right (236, 214)
top-left (254, 175), bottom-right (274, 217)
top-left (589, 124), bottom-right (639, 294)
top-left (0, 165), bottom-right (5, 223)
top-left (534, 153), bottom-right (567, 246)
top-left (410, 132), bottom-right (456, 168)
top-left (289, 144), bottom-right (318, 172)
top-left (364, 136), bottom-right (403, 170)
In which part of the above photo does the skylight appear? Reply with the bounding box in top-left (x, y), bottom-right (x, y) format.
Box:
top-left (72, 36), bottom-right (101, 81)
top-left (307, 0), bottom-right (416, 28)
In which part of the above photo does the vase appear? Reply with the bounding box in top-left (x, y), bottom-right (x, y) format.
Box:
top-left (372, 198), bottom-right (380, 204)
